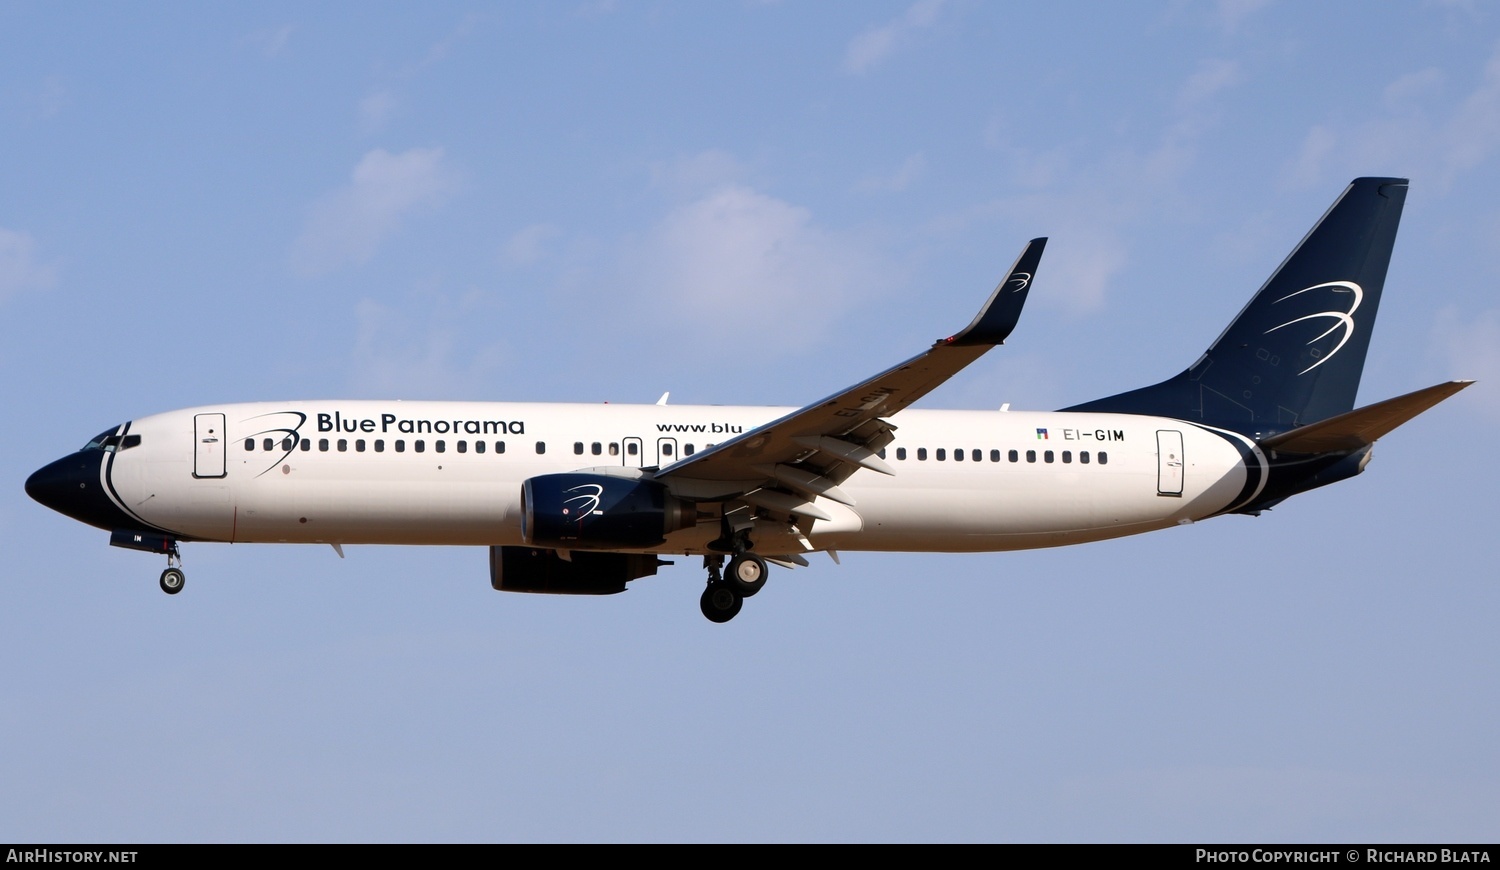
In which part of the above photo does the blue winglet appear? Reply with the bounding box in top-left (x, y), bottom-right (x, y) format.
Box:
top-left (944, 237), bottom-right (1047, 347)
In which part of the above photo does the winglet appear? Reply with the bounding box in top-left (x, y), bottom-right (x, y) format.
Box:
top-left (944, 237), bottom-right (1047, 347)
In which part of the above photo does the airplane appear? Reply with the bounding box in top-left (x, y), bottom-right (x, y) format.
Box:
top-left (25, 177), bottom-right (1472, 623)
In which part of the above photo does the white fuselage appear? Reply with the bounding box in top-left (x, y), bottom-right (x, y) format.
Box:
top-left (101, 401), bottom-right (1265, 556)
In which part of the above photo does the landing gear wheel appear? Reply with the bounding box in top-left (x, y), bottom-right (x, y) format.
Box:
top-left (700, 583), bottom-right (742, 623)
top-left (726, 553), bottom-right (768, 598)
top-left (159, 567), bottom-right (185, 595)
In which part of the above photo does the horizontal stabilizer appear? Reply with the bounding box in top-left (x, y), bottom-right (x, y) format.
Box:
top-left (1257, 380), bottom-right (1473, 454)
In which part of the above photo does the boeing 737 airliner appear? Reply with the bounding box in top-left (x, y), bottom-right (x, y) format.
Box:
top-left (26, 178), bottom-right (1472, 622)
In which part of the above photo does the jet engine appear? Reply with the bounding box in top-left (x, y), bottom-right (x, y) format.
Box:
top-left (521, 473), bottom-right (696, 549)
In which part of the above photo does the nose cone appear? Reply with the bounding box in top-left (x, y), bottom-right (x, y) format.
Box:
top-left (26, 452), bottom-right (130, 531)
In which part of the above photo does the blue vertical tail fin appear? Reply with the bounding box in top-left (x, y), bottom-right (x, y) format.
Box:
top-left (1064, 177), bottom-right (1409, 432)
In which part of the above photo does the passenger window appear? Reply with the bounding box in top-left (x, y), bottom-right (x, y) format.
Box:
top-left (1062, 451), bottom-right (1072, 464)
top-left (435, 441), bottom-right (445, 453)
top-left (355, 439), bottom-right (366, 452)
top-left (496, 441), bottom-right (505, 454)
top-left (536, 441), bottom-right (546, 454)
top-left (1080, 451), bottom-right (1090, 464)
top-left (245, 438), bottom-right (255, 452)
top-left (990, 449), bottom-right (1000, 462)
top-left (375, 440), bottom-right (385, 453)
top-left (300, 439), bottom-right (311, 451)
top-left (457, 441), bottom-right (467, 454)
top-left (973, 449), bottom-right (982, 462)
top-left (574, 442), bottom-right (584, 455)
top-left (1026, 450), bottom-right (1036, 463)
top-left (609, 443), bottom-right (619, 456)
top-left (338, 439), bottom-right (348, 452)
top-left (591, 442), bottom-right (602, 456)
top-left (475, 440), bottom-right (485, 454)
top-left (395, 440), bottom-right (406, 453)
top-left (684, 444), bottom-right (695, 456)
top-left (415, 440), bottom-right (425, 453)
top-left (1099, 452), bottom-right (1108, 465)
top-left (917, 448), bottom-right (928, 461)
top-left (953, 448), bottom-right (963, 462)
top-left (897, 447), bottom-right (907, 460)
top-left (319, 439), bottom-right (329, 452)
top-left (282, 436), bottom-right (294, 451)
top-left (627, 443), bottom-right (638, 456)
top-left (662, 443), bottom-right (674, 456)
top-left (936, 448), bottom-right (946, 461)
top-left (1044, 450), bottom-right (1054, 463)
top-left (1009, 449), bottom-right (1019, 463)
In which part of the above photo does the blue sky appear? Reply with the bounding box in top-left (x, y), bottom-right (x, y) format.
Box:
top-left (3, 0), bottom-right (1498, 843)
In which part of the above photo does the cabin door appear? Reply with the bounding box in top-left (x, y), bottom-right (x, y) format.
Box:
top-left (193, 413), bottom-right (227, 479)
top-left (1156, 429), bottom-right (1184, 497)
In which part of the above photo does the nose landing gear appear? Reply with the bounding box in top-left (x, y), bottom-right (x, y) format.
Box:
top-left (158, 542), bottom-right (185, 595)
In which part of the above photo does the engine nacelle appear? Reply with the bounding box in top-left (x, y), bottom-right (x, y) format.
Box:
top-left (521, 473), bottom-right (695, 549)
top-left (489, 546), bottom-right (664, 595)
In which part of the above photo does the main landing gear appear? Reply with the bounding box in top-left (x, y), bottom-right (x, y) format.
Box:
top-left (159, 542), bottom-right (185, 595)
top-left (698, 551), bottom-right (770, 623)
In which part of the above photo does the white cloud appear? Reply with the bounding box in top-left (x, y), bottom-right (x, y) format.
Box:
top-left (631, 183), bottom-right (889, 350)
top-left (501, 223), bottom-right (561, 267)
top-left (649, 149), bottom-right (748, 194)
top-left (359, 90), bottom-right (399, 134)
top-left (933, 186), bottom-right (1139, 315)
top-left (1286, 125), bottom-right (1338, 188)
top-left (292, 147), bottom-right (458, 275)
top-left (1383, 68), bottom-right (1445, 111)
top-left (1214, 0), bottom-right (1272, 32)
top-left (350, 296), bottom-right (506, 398)
top-left (1282, 42), bottom-right (1500, 191)
top-left (245, 25), bottom-right (295, 58)
top-left (842, 0), bottom-right (945, 75)
top-left (857, 153), bottom-right (927, 193)
top-left (1432, 305), bottom-right (1500, 421)
top-left (1178, 58), bottom-right (1244, 109)
top-left (0, 228), bottom-right (57, 301)
top-left (1030, 218), bottom-right (1127, 314)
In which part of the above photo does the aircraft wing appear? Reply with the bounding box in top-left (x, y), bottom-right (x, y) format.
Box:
top-left (655, 239), bottom-right (1046, 515)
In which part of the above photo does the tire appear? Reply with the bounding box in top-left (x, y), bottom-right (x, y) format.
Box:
top-left (700, 583), bottom-right (742, 623)
top-left (159, 567), bottom-right (185, 595)
top-left (726, 553), bottom-right (767, 598)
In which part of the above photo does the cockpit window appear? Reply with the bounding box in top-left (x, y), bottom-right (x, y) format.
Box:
top-left (82, 427), bottom-right (142, 453)
top-left (83, 427), bottom-right (123, 452)
top-left (84, 428), bottom-right (119, 450)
